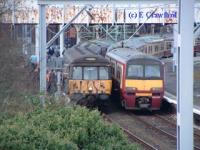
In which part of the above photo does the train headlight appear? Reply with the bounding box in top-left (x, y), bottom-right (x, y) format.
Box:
top-left (126, 87), bottom-right (137, 94)
top-left (88, 87), bottom-right (93, 92)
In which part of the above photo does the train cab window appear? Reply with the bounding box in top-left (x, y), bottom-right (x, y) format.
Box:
top-left (145, 65), bottom-right (160, 78)
top-left (127, 65), bottom-right (143, 78)
top-left (99, 67), bottom-right (109, 80)
top-left (84, 67), bottom-right (98, 80)
top-left (72, 67), bottom-right (82, 79)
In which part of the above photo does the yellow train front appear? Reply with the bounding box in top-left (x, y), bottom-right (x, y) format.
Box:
top-left (106, 48), bottom-right (164, 111)
top-left (68, 55), bottom-right (112, 107)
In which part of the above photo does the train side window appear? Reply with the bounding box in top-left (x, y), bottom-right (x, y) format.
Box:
top-left (72, 67), bottom-right (82, 80)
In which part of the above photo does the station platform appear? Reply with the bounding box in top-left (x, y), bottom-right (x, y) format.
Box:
top-left (164, 91), bottom-right (200, 115)
top-left (164, 56), bottom-right (200, 115)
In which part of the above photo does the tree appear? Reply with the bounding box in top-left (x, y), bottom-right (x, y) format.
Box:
top-left (0, 0), bottom-right (37, 115)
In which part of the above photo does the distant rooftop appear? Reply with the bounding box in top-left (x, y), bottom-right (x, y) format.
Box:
top-left (107, 34), bottom-right (172, 51)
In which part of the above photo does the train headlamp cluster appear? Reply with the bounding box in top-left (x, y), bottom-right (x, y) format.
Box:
top-left (88, 87), bottom-right (93, 92)
top-left (125, 87), bottom-right (137, 94)
top-left (85, 57), bottom-right (96, 61)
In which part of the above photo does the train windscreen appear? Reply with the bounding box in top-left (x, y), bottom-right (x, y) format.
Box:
top-left (72, 66), bottom-right (110, 80)
top-left (145, 65), bottom-right (160, 78)
top-left (99, 67), bottom-right (109, 80)
top-left (127, 65), bottom-right (143, 78)
top-left (127, 64), bottom-right (161, 79)
top-left (84, 67), bottom-right (98, 80)
top-left (72, 67), bottom-right (82, 79)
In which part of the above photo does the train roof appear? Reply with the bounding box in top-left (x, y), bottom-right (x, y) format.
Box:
top-left (107, 34), bottom-right (173, 51)
top-left (70, 54), bottom-right (110, 66)
top-left (64, 39), bottom-right (114, 65)
top-left (64, 42), bottom-right (98, 64)
top-left (106, 48), bottom-right (161, 63)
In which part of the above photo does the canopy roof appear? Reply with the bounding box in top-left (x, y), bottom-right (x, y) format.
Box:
top-left (38, 0), bottom-right (178, 5)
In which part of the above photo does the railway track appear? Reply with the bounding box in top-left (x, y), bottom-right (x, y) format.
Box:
top-left (66, 41), bottom-right (200, 149)
top-left (128, 112), bottom-right (200, 150)
top-left (103, 114), bottom-right (157, 150)
top-left (129, 113), bottom-right (176, 139)
top-left (155, 114), bottom-right (200, 137)
top-left (155, 114), bottom-right (200, 150)
top-left (103, 110), bottom-right (176, 149)
top-left (101, 103), bottom-right (200, 150)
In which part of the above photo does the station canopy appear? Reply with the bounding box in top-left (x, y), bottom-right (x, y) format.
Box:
top-left (38, 0), bottom-right (177, 5)
top-left (37, 0), bottom-right (200, 5)
top-left (2, 0), bottom-right (200, 24)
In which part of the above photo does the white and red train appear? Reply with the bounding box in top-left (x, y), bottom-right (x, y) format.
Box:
top-left (105, 48), bottom-right (164, 110)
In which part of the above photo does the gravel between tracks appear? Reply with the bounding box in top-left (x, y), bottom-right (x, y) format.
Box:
top-left (107, 111), bottom-right (176, 150)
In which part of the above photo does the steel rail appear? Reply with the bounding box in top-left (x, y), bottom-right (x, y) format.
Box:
top-left (129, 113), bottom-right (200, 150)
top-left (102, 114), bottom-right (158, 150)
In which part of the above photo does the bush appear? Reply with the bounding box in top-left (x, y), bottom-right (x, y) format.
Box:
top-left (0, 106), bottom-right (140, 150)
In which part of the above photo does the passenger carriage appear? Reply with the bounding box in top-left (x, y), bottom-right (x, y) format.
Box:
top-left (106, 48), bottom-right (164, 110)
top-left (67, 55), bottom-right (112, 107)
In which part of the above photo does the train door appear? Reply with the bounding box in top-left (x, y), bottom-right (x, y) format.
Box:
top-left (110, 59), bottom-right (116, 78)
top-left (116, 63), bottom-right (123, 90)
top-left (110, 59), bottom-right (118, 98)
